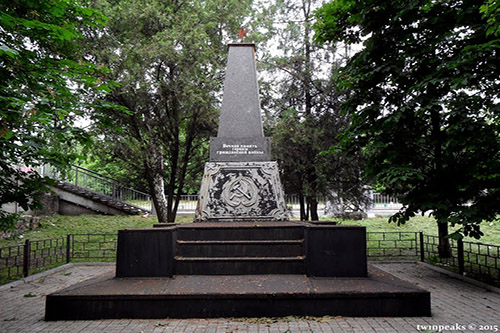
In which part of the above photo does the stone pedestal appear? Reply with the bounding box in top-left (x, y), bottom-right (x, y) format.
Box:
top-left (195, 162), bottom-right (288, 222)
top-left (46, 223), bottom-right (431, 320)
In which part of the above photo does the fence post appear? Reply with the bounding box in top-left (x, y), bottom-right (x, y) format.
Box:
top-left (75, 166), bottom-right (78, 186)
top-left (23, 239), bottom-right (31, 278)
top-left (419, 231), bottom-right (425, 262)
top-left (66, 234), bottom-right (71, 264)
top-left (457, 238), bottom-right (465, 275)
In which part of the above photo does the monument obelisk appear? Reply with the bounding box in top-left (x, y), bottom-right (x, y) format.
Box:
top-left (195, 42), bottom-right (288, 222)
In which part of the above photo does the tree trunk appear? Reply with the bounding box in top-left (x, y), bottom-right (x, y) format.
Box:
top-left (171, 122), bottom-right (196, 221)
top-left (299, 193), bottom-right (306, 221)
top-left (150, 172), bottom-right (169, 223)
top-left (165, 64), bottom-right (180, 223)
top-left (430, 106), bottom-right (451, 258)
top-left (308, 196), bottom-right (319, 221)
top-left (144, 145), bottom-right (169, 223)
top-left (437, 220), bottom-right (452, 258)
top-left (166, 137), bottom-right (179, 223)
top-left (302, 0), bottom-right (312, 117)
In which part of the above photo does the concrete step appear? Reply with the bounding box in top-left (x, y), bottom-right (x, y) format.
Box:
top-left (45, 266), bottom-right (432, 320)
top-left (176, 240), bottom-right (304, 257)
top-left (174, 256), bottom-right (306, 275)
top-left (177, 224), bottom-right (304, 241)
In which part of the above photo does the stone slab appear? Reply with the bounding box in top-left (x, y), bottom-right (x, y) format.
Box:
top-left (195, 162), bottom-right (288, 221)
top-left (306, 225), bottom-right (368, 277)
top-left (45, 265), bottom-right (431, 320)
top-left (217, 43), bottom-right (263, 138)
top-left (115, 228), bottom-right (176, 278)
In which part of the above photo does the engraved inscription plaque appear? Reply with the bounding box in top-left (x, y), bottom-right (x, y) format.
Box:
top-left (210, 137), bottom-right (270, 162)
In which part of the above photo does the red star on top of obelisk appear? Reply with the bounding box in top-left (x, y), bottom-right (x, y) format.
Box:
top-left (237, 27), bottom-right (248, 40)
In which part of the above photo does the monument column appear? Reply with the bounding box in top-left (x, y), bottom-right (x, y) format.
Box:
top-left (195, 43), bottom-right (288, 222)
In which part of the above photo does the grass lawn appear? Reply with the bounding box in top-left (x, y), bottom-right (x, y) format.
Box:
top-left (0, 214), bottom-right (190, 248)
top-left (1, 214), bottom-right (499, 248)
top-left (343, 215), bottom-right (500, 245)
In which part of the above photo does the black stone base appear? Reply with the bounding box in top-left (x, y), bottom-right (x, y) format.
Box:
top-left (116, 222), bottom-right (368, 277)
top-left (45, 266), bottom-right (431, 320)
top-left (116, 228), bottom-right (175, 277)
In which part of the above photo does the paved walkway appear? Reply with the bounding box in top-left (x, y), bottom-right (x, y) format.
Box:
top-left (0, 262), bottom-right (499, 332)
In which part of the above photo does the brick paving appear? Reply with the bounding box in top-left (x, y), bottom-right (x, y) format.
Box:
top-left (0, 262), bottom-right (499, 332)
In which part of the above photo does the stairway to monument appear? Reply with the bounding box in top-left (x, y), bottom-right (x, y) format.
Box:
top-left (54, 180), bottom-right (148, 215)
top-left (174, 223), bottom-right (305, 274)
top-left (39, 164), bottom-right (152, 215)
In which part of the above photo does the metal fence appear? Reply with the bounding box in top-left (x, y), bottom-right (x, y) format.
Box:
top-left (12, 163), bottom-right (402, 216)
top-left (371, 193), bottom-right (402, 210)
top-left (366, 232), bottom-right (420, 259)
top-left (1, 231), bottom-right (498, 287)
top-left (422, 234), bottom-right (500, 285)
top-left (0, 237), bottom-right (68, 281)
top-left (70, 233), bottom-right (118, 262)
top-left (0, 233), bottom-right (117, 283)
top-left (172, 193), bottom-right (399, 212)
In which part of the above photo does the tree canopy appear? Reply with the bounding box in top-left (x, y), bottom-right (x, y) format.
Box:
top-left (314, 0), bottom-right (500, 253)
top-left (0, 0), bottom-right (110, 229)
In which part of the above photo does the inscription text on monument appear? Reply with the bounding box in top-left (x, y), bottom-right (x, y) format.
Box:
top-left (210, 137), bottom-right (270, 162)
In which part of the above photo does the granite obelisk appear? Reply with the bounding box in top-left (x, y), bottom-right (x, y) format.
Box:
top-left (195, 43), bottom-right (288, 222)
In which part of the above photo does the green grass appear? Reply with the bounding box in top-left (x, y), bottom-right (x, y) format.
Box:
top-left (341, 215), bottom-right (500, 245)
top-left (307, 215), bottom-right (500, 245)
top-left (0, 214), bottom-right (193, 248)
top-left (1, 214), bottom-right (499, 249)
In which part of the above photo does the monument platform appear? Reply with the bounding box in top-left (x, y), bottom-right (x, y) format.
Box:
top-left (45, 265), bottom-right (430, 320)
top-left (45, 222), bottom-right (431, 319)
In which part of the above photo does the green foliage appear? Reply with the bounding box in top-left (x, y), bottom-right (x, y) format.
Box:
top-left (481, 0), bottom-right (500, 36)
top-left (314, 0), bottom-right (500, 240)
top-left (80, 139), bottom-right (149, 192)
top-left (272, 108), bottom-right (367, 213)
top-left (0, 211), bottom-right (20, 232)
top-left (0, 0), bottom-right (111, 230)
top-left (263, 0), bottom-right (368, 220)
